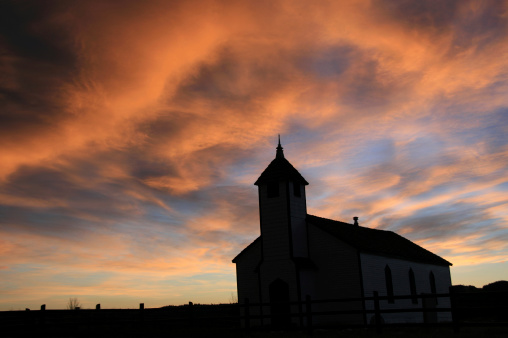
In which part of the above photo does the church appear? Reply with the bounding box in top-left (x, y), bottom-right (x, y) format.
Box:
top-left (232, 139), bottom-right (452, 327)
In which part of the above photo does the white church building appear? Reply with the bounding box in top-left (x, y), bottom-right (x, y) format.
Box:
top-left (233, 140), bottom-right (452, 327)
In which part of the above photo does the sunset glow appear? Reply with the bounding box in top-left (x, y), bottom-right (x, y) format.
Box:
top-left (1, 0), bottom-right (507, 310)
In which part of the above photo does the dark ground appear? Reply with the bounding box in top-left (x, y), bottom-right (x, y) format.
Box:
top-left (2, 289), bottom-right (507, 337)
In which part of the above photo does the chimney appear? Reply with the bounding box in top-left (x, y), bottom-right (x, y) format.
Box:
top-left (353, 216), bottom-right (359, 226)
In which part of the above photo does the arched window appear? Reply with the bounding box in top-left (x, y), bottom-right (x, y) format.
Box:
top-left (429, 271), bottom-right (437, 304)
top-left (385, 265), bottom-right (394, 303)
top-left (269, 279), bottom-right (290, 327)
top-left (429, 271), bottom-right (436, 293)
top-left (409, 268), bottom-right (417, 304)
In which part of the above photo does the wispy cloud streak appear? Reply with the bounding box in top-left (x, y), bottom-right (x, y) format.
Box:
top-left (1, 0), bottom-right (507, 309)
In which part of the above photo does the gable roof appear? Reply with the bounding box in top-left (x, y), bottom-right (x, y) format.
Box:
top-left (233, 215), bottom-right (451, 267)
top-left (307, 214), bottom-right (452, 266)
top-left (254, 157), bottom-right (309, 186)
top-left (232, 236), bottom-right (261, 263)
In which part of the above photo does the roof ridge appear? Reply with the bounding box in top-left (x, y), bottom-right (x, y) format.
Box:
top-left (307, 214), bottom-right (405, 234)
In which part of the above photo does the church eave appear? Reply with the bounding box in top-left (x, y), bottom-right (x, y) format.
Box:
top-left (359, 249), bottom-right (452, 267)
top-left (232, 236), bottom-right (261, 263)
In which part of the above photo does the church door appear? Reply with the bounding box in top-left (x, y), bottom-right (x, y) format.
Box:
top-left (269, 279), bottom-right (291, 327)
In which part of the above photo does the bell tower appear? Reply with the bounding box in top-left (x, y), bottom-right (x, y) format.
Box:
top-left (254, 137), bottom-right (309, 260)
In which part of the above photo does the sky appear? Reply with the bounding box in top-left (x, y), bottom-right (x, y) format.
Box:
top-left (0, 0), bottom-right (507, 310)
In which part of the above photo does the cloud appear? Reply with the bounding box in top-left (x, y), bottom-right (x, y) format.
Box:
top-left (1, 0), bottom-right (507, 308)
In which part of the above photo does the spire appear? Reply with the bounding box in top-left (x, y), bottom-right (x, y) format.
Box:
top-left (254, 135), bottom-right (309, 186)
top-left (276, 134), bottom-right (284, 159)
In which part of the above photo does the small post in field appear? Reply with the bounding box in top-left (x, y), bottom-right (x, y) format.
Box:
top-left (373, 292), bottom-right (382, 334)
top-left (244, 298), bottom-right (250, 331)
top-left (306, 295), bottom-right (313, 334)
top-left (188, 301), bottom-right (194, 326)
top-left (449, 286), bottom-right (460, 333)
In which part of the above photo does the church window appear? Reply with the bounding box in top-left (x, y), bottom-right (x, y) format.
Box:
top-left (293, 181), bottom-right (301, 197)
top-left (429, 271), bottom-right (437, 304)
top-left (385, 265), bottom-right (394, 303)
top-left (267, 182), bottom-right (279, 198)
top-left (409, 268), bottom-right (417, 304)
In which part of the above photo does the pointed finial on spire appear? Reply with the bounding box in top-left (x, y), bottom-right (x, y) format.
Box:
top-left (276, 134), bottom-right (284, 159)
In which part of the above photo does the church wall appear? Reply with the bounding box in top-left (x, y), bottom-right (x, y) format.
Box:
top-left (306, 224), bottom-right (364, 325)
top-left (258, 180), bottom-right (302, 325)
top-left (289, 181), bottom-right (308, 258)
top-left (236, 240), bottom-right (261, 304)
top-left (361, 253), bottom-right (452, 324)
top-left (258, 183), bottom-right (291, 261)
top-left (257, 180), bottom-right (306, 325)
top-left (259, 259), bottom-right (300, 326)
top-left (235, 239), bottom-right (262, 326)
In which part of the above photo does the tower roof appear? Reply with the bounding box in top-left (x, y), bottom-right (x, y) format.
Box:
top-left (254, 138), bottom-right (309, 186)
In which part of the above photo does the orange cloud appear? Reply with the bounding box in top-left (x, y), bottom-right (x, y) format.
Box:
top-left (1, 0), bottom-right (507, 309)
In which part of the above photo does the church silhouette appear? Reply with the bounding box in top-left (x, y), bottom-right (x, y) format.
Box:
top-left (233, 138), bottom-right (452, 327)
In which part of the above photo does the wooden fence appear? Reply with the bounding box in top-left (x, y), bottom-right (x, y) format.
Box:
top-left (239, 288), bottom-right (508, 333)
top-left (1, 289), bottom-right (507, 336)
top-left (242, 291), bottom-right (452, 333)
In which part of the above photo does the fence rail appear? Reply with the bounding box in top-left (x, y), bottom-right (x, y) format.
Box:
top-left (235, 289), bottom-right (508, 333)
top-left (238, 291), bottom-right (456, 333)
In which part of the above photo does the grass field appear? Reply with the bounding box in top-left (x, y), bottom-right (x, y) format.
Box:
top-left (237, 326), bottom-right (508, 338)
top-left (2, 319), bottom-right (507, 337)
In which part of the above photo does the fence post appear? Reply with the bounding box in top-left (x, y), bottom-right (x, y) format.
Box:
top-left (244, 298), bottom-right (250, 331)
top-left (306, 295), bottom-right (313, 335)
top-left (139, 303), bottom-right (145, 325)
top-left (40, 304), bottom-right (46, 326)
top-left (373, 292), bottom-right (382, 334)
top-left (25, 308), bottom-right (33, 326)
top-left (449, 286), bottom-right (460, 333)
top-left (188, 301), bottom-right (194, 327)
top-left (421, 293), bottom-right (427, 326)
top-left (93, 304), bottom-right (100, 327)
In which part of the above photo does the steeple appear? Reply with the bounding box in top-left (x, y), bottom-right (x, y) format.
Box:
top-left (254, 137), bottom-right (308, 186)
top-left (255, 138), bottom-right (309, 261)
top-left (276, 135), bottom-right (284, 159)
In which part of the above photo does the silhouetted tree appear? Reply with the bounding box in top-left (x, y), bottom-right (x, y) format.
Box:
top-left (451, 285), bottom-right (480, 293)
top-left (67, 297), bottom-right (81, 310)
top-left (229, 292), bottom-right (238, 304)
top-left (483, 280), bottom-right (508, 292)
